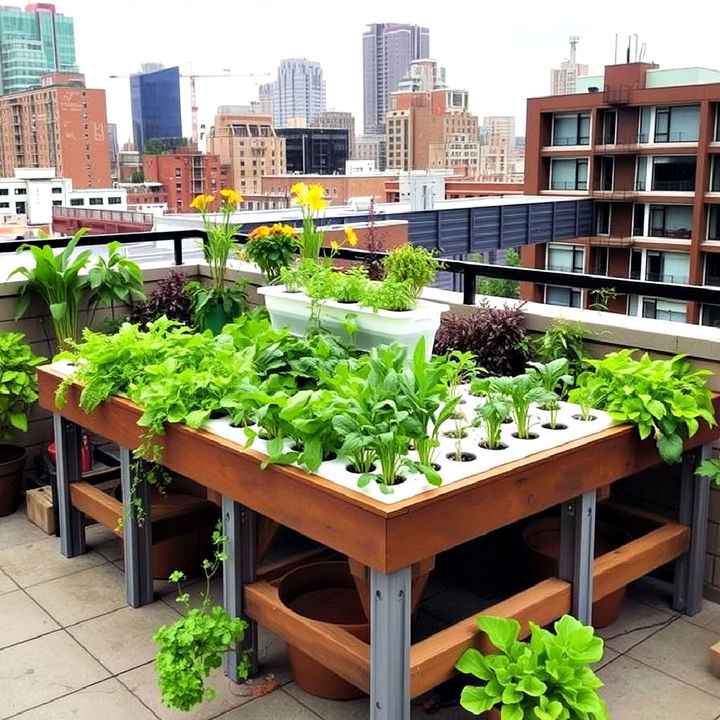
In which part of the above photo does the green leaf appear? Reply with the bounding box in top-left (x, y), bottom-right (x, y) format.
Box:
top-left (456, 648), bottom-right (493, 680)
top-left (459, 686), bottom-right (497, 715)
top-left (49, 301), bottom-right (68, 321)
top-left (477, 615), bottom-right (521, 654)
top-left (517, 675), bottom-right (548, 697)
top-left (657, 433), bottom-right (683, 464)
top-left (501, 703), bottom-right (524, 720)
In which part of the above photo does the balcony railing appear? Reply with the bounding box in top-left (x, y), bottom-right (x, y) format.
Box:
top-left (3, 229), bottom-right (720, 310)
top-left (706, 275), bottom-right (720, 287)
top-left (550, 181), bottom-right (588, 191)
top-left (550, 136), bottom-right (590, 147)
top-left (646, 271), bottom-right (690, 284)
top-left (648, 227), bottom-right (692, 239)
top-left (651, 180), bottom-right (695, 192)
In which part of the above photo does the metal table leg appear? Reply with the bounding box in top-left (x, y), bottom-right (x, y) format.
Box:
top-left (53, 414), bottom-right (86, 557)
top-left (559, 490), bottom-right (596, 624)
top-left (222, 497), bottom-right (258, 680)
top-left (119, 447), bottom-right (153, 607)
top-left (370, 566), bottom-right (411, 720)
top-left (674, 444), bottom-right (713, 616)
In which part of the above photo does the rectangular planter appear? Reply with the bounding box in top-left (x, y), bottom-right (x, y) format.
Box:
top-left (257, 285), bottom-right (449, 359)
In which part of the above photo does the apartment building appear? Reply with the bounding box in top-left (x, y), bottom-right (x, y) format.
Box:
top-left (524, 62), bottom-right (720, 326)
top-left (205, 106), bottom-right (286, 195)
top-left (0, 73), bottom-right (111, 189)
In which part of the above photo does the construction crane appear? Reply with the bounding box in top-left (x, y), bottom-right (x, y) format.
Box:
top-left (109, 69), bottom-right (272, 145)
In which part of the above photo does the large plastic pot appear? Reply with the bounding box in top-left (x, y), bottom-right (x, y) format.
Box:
top-left (523, 516), bottom-right (633, 628)
top-left (0, 445), bottom-right (27, 517)
top-left (277, 560), bottom-right (369, 699)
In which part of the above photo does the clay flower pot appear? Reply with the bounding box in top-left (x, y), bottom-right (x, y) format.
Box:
top-left (0, 445), bottom-right (27, 517)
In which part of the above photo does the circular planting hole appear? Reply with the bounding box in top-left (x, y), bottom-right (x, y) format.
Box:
top-left (375, 475), bottom-right (406, 486)
top-left (229, 418), bottom-right (255, 428)
top-left (431, 462), bottom-right (442, 471)
top-left (479, 441), bottom-right (508, 451)
top-left (502, 417), bottom-right (513, 424)
top-left (346, 463), bottom-right (377, 474)
top-left (291, 443), bottom-right (303, 453)
top-left (323, 451), bottom-right (337, 462)
top-left (450, 412), bottom-right (465, 420)
top-left (445, 452), bottom-right (477, 462)
top-left (209, 409), bottom-right (228, 420)
top-left (442, 430), bottom-right (468, 439)
top-left (511, 432), bottom-right (540, 440)
top-left (572, 414), bottom-right (597, 422)
top-left (541, 423), bottom-right (568, 431)
top-left (258, 430), bottom-right (272, 440)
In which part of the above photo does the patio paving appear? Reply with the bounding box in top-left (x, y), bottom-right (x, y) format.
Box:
top-left (2, 507), bottom-right (720, 719)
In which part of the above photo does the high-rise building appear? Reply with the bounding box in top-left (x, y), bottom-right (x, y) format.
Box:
top-left (478, 116), bottom-right (524, 181)
top-left (143, 148), bottom-right (221, 213)
top-left (524, 61), bottom-right (720, 326)
top-left (108, 123), bottom-right (119, 178)
top-left (0, 73), bottom-right (111, 188)
top-left (0, 3), bottom-right (77, 95)
top-left (363, 23), bottom-right (430, 135)
top-left (130, 65), bottom-right (182, 152)
top-left (311, 111), bottom-right (355, 157)
top-left (258, 82), bottom-right (274, 117)
top-left (205, 106), bottom-right (285, 195)
top-left (550, 36), bottom-right (589, 95)
top-left (353, 134), bottom-right (384, 171)
top-left (385, 60), bottom-right (479, 173)
top-left (273, 58), bottom-right (325, 128)
top-left (275, 128), bottom-right (348, 174)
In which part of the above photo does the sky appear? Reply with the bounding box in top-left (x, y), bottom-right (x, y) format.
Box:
top-left (57, 0), bottom-right (720, 147)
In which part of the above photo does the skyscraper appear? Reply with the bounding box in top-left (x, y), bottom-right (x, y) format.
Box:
top-left (0, 3), bottom-right (77, 95)
top-left (363, 23), bottom-right (430, 135)
top-left (273, 58), bottom-right (325, 128)
top-left (129, 65), bottom-right (182, 152)
top-left (550, 36), bottom-right (589, 95)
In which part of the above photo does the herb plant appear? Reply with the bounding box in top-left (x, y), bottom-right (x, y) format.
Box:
top-left (456, 614), bottom-right (608, 720)
top-left (0, 332), bottom-right (45, 440)
top-left (154, 523), bottom-right (250, 711)
top-left (491, 375), bottom-right (556, 439)
top-left (333, 266), bottom-right (370, 304)
top-left (525, 319), bottom-right (589, 379)
top-left (473, 391), bottom-right (512, 450)
top-left (382, 244), bottom-right (440, 299)
top-left (364, 279), bottom-right (416, 311)
top-left (527, 358), bottom-right (574, 429)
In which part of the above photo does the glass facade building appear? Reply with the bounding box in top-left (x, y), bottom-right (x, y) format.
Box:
top-left (0, 4), bottom-right (77, 94)
top-left (130, 66), bottom-right (182, 151)
top-left (275, 128), bottom-right (348, 174)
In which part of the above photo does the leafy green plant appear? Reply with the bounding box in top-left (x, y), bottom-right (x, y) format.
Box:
top-left (491, 375), bottom-right (556, 439)
top-left (11, 228), bottom-right (93, 350)
top-left (382, 244), bottom-right (440, 299)
top-left (128, 269), bottom-right (193, 327)
top-left (242, 223), bottom-right (299, 282)
top-left (527, 359), bottom-right (574, 429)
top-left (573, 350), bottom-right (717, 464)
top-left (567, 374), bottom-right (605, 423)
top-left (456, 614), bottom-right (608, 720)
top-left (472, 247), bottom-right (521, 299)
top-left (185, 279), bottom-right (247, 333)
top-left (364, 279), bottom-right (416, 311)
top-left (154, 522), bottom-right (250, 711)
top-left (524, 319), bottom-right (589, 380)
top-left (332, 266), bottom-right (370, 304)
top-left (0, 332), bottom-right (45, 440)
top-left (697, 458), bottom-right (720, 486)
top-left (473, 390), bottom-right (512, 450)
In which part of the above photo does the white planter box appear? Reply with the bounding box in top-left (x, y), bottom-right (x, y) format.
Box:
top-left (257, 285), bottom-right (449, 359)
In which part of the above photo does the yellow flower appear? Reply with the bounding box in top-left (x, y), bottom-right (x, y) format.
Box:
top-left (305, 184), bottom-right (327, 211)
top-left (219, 188), bottom-right (243, 205)
top-left (290, 182), bottom-right (308, 201)
top-left (282, 224), bottom-right (296, 236)
top-left (344, 226), bottom-right (358, 246)
top-left (249, 226), bottom-right (268, 239)
top-left (189, 193), bottom-right (214, 212)
top-left (330, 240), bottom-right (339, 251)
top-left (270, 223), bottom-right (284, 234)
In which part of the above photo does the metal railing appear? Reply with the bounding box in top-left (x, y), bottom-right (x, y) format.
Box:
top-left (2, 228), bottom-right (720, 310)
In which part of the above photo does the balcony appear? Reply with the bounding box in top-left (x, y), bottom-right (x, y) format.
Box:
top-left (648, 227), bottom-right (692, 239)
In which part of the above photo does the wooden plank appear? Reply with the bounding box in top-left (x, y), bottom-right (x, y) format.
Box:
top-left (711, 639), bottom-right (720, 678)
top-left (244, 580), bottom-right (371, 692)
top-left (409, 579), bottom-right (571, 698)
top-left (70, 482), bottom-right (123, 536)
top-left (593, 523), bottom-right (689, 601)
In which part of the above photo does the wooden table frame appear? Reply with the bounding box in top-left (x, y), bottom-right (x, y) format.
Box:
top-left (39, 367), bottom-right (719, 719)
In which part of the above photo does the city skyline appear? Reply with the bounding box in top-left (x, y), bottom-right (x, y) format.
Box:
top-left (32, 0), bottom-right (720, 148)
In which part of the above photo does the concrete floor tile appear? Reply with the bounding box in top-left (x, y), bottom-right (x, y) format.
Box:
top-left (283, 683), bottom-right (367, 719)
top-left (684, 599), bottom-right (720, 635)
top-left (13, 678), bottom-right (158, 720)
top-left (593, 647), bottom-right (620, 671)
top-left (628, 618), bottom-right (720, 698)
top-left (216, 690), bottom-right (320, 719)
top-left (597, 598), bottom-right (677, 653)
top-left (626, 576), bottom-right (675, 612)
top-left (86, 523), bottom-right (123, 562)
top-left (0, 590), bottom-right (59, 648)
top-left (0, 630), bottom-right (109, 718)
top-left (0, 536), bottom-right (105, 588)
top-left (599, 655), bottom-right (720, 720)
top-left (25, 562), bottom-right (126, 626)
top-left (0, 568), bottom-right (16, 595)
top-left (68, 602), bottom-right (182, 675)
top-left (118, 660), bottom-right (251, 720)
top-left (0, 509), bottom-right (48, 550)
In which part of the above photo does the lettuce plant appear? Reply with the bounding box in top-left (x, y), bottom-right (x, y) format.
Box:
top-left (491, 375), bottom-right (556, 439)
top-left (456, 614), bottom-right (608, 720)
top-left (473, 392), bottom-right (512, 450)
top-left (527, 359), bottom-right (574, 428)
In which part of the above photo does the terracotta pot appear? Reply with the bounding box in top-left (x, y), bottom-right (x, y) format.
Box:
top-left (0, 445), bottom-right (27, 517)
top-left (487, 709), bottom-right (501, 720)
top-left (278, 560), bottom-right (369, 699)
top-left (523, 517), bottom-right (633, 628)
top-left (348, 556), bottom-right (435, 619)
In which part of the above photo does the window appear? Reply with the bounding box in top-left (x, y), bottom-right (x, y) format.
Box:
top-left (602, 111), bottom-right (617, 144)
top-left (89, 197), bottom-right (103, 205)
top-left (51, 187), bottom-right (62, 194)
top-left (14, 188), bottom-right (26, 195)
top-left (108, 197), bottom-right (122, 205)
top-left (547, 243), bottom-right (584, 272)
top-left (599, 156), bottom-right (614, 191)
top-left (632, 204), bottom-right (646, 235)
top-left (175, 169), bottom-right (181, 177)
top-left (651, 156), bottom-right (696, 191)
top-left (630, 249), bottom-right (642, 279)
top-left (635, 156), bottom-right (647, 190)
top-left (639, 108), bottom-right (651, 143)
top-left (16, 202), bottom-right (25, 214)
top-left (640, 298), bottom-right (687, 323)
top-left (595, 203), bottom-right (611, 235)
top-left (551, 112), bottom-right (590, 146)
top-left (545, 286), bottom-right (581, 308)
top-left (645, 250), bottom-right (689, 283)
top-left (593, 247), bottom-right (609, 275)
top-left (52, 200), bottom-right (61, 206)
top-left (0, 202), bottom-right (8, 209)
top-left (706, 254), bottom-right (720, 286)
top-left (709, 206), bottom-right (720, 241)
top-left (711, 157), bottom-right (720, 192)
top-left (70, 198), bottom-right (84, 206)
top-left (549, 158), bottom-right (588, 190)
top-left (653, 105), bottom-right (699, 143)
top-left (702, 304), bottom-right (720, 327)
top-left (0, 189), bottom-right (7, 196)
top-left (648, 205), bottom-right (692, 239)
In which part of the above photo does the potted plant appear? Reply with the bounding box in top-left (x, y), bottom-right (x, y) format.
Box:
top-left (473, 390), bottom-right (512, 451)
top-left (527, 358), bottom-right (574, 430)
top-left (456, 614), bottom-right (608, 719)
top-left (186, 189), bottom-right (247, 334)
top-left (492, 375), bottom-right (556, 440)
top-left (241, 223), bottom-right (299, 283)
top-left (0, 332), bottom-right (45, 516)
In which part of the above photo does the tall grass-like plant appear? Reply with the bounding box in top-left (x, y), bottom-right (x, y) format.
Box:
top-left (11, 229), bottom-right (92, 351)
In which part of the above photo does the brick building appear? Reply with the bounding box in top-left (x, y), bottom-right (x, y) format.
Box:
top-left (261, 173), bottom-right (396, 205)
top-left (143, 148), bottom-right (221, 213)
top-left (0, 73), bottom-right (111, 188)
top-left (524, 62), bottom-right (720, 326)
